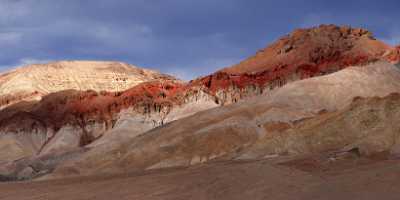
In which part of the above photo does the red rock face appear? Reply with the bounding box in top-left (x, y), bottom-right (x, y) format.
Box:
top-left (1, 24), bottom-right (398, 143)
top-left (0, 81), bottom-right (186, 143)
top-left (385, 45), bottom-right (400, 63)
top-left (0, 91), bottom-right (41, 109)
top-left (223, 25), bottom-right (393, 74)
top-left (190, 25), bottom-right (398, 100)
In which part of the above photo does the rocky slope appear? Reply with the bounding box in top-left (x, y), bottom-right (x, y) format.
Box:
top-left (0, 80), bottom-right (219, 164)
top-left (0, 61), bottom-right (174, 109)
top-left (189, 25), bottom-right (400, 105)
top-left (1, 25), bottom-right (400, 180)
top-left (225, 25), bottom-right (396, 74)
top-left (23, 61), bottom-right (400, 179)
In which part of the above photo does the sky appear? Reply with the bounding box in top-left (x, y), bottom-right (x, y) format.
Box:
top-left (0, 0), bottom-right (399, 80)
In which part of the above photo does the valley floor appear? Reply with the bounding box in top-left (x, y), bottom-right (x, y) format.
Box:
top-left (1, 155), bottom-right (400, 200)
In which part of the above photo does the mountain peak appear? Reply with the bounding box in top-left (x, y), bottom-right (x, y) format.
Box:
top-left (0, 60), bottom-right (176, 109)
top-left (15, 60), bottom-right (157, 75)
top-left (222, 24), bottom-right (394, 74)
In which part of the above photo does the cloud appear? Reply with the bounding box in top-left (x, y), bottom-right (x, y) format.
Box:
top-left (383, 36), bottom-right (400, 46)
top-left (0, 58), bottom-right (51, 73)
top-left (381, 29), bottom-right (400, 45)
top-left (299, 13), bottom-right (363, 29)
top-left (300, 13), bottom-right (336, 28)
top-left (0, 0), bottom-right (399, 79)
top-left (165, 57), bottom-right (240, 80)
top-left (0, 0), bottom-right (31, 25)
top-left (0, 0), bottom-right (253, 76)
top-left (0, 32), bottom-right (22, 44)
top-left (18, 58), bottom-right (52, 66)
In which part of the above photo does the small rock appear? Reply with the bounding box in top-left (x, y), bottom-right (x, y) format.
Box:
top-left (279, 44), bottom-right (293, 54)
top-left (390, 144), bottom-right (400, 159)
top-left (17, 166), bottom-right (35, 180)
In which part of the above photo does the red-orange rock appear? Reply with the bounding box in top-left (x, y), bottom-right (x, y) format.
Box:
top-left (191, 25), bottom-right (398, 95)
top-left (1, 24), bottom-right (399, 152)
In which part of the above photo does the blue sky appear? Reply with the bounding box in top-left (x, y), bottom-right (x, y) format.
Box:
top-left (0, 0), bottom-right (399, 80)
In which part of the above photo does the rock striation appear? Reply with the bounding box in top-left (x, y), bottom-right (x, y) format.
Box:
top-left (189, 25), bottom-right (400, 104)
top-left (38, 62), bottom-right (400, 178)
top-left (0, 61), bottom-right (175, 109)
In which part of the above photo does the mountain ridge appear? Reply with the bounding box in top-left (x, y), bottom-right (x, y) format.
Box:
top-left (1, 25), bottom-right (400, 181)
top-left (44, 61), bottom-right (400, 178)
top-left (0, 60), bottom-right (176, 109)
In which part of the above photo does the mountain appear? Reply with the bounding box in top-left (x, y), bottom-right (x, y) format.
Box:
top-left (224, 25), bottom-right (397, 74)
top-left (1, 25), bottom-right (400, 181)
top-left (0, 79), bottom-right (216, 163)
top-left (41, 61), bottom-right (400, 178)
top-left (189, 24), bottom-right (399, 104)
top-left (0, 61), bottom-right (175, 109)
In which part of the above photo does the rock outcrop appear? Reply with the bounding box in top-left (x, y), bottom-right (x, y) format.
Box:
top-left (0, 61), bottom-right (175, 109)
top-left (190, 25), bottom-right (400, 104)
top-left (0, 80), bottom-right (220, 164)
top-left (384, 45), bottom-right (400, 63)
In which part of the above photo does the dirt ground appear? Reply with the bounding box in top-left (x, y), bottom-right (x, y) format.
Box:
top-left (1, 157), bottom-right (400, 200)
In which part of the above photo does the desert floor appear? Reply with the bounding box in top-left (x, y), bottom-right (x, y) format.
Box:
top-left (1, 155), bottom-right (400, 200)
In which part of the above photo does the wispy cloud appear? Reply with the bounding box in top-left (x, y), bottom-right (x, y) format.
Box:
top-left (18, 58), bottom-right (52, 66)
top-left (0, 0), bottom-right (31, 25)
top-left (165, 57), bottom-right (240, 80)
top-left (0, 58), bottom-right (52, 73)
top-left (0, 32), bottom-right (22, 44)
top-left (300, 13), bottom-right (336, 28)
top-left (0, 0), bottom-right (399, 79)
top-left (382, 29), bottom-right (400, 46)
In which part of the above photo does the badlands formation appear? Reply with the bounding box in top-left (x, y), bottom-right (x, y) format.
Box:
top-left (0, 61), bottom-right (174, 109)
top-left (47, 61), bottom-right (400, 178)
top-left (1, 25), bottom-right (400, 199)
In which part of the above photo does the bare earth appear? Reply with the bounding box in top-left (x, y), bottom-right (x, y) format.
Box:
top-left (1, 156), bottom-right (400, 200)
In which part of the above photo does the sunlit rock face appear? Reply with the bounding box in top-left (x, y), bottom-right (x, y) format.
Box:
top-left (189, 25), bottom-right (400, 105)
top-left (0, 60), bottom-right (175, 109)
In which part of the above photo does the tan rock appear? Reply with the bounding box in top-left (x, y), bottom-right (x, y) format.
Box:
top-left (0, 60), bottom-right (174, 108)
